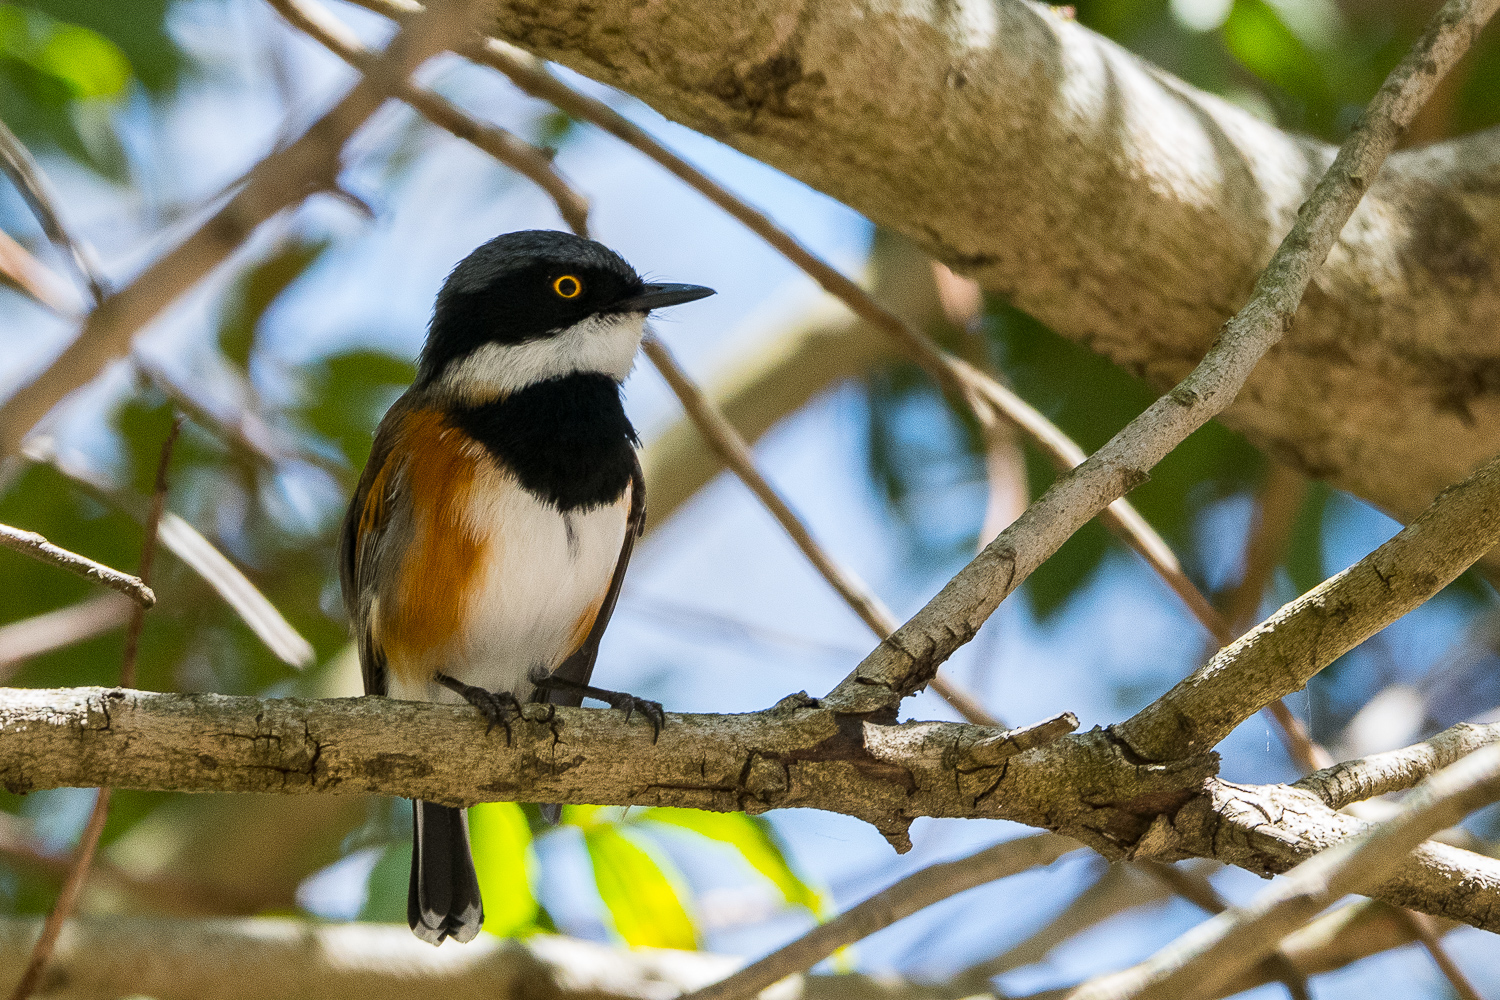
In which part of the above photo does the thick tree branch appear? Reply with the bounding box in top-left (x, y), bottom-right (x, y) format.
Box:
top-left (483, 0), bottom-right (1500, 536)
top-left (7, 686), bottom-right (1500, 932)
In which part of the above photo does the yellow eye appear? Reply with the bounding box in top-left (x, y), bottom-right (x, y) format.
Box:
top-left (553, 275), bottom-right (583, 299)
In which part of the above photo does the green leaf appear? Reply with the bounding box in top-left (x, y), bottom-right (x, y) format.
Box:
top-left (295, 349), bottom-right (416, 474)
top-left (219, 237), bottom-right (333, 370)
top-left (0, 5), bottom-right (129, 99)
top-left (468, 802), bottom-right (539, 937)
top-left (640, 808), bottom-right (826, 916)
top-left (583, 825), bottom-right (699, 950)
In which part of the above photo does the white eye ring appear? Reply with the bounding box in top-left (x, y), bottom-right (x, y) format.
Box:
top-left (553, 275), bottom-right (583, 299)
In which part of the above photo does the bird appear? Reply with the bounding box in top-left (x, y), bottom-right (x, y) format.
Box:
top-left (338, 229), bottom-right (714, 946)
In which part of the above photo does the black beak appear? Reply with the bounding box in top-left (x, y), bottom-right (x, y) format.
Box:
top-left (606, 282), bottom-right (715, 313)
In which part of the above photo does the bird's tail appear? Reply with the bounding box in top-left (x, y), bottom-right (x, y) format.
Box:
top-left (409, 800), bottom-right (484, 945)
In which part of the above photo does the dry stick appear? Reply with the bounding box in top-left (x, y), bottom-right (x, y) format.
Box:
top-left (1067, 742), bottom-right (1500, 1000)
top-left (0, 0), bottom-right (486, 458)
top-left (0, 524), bottom-right (155, 608)
top-left (263, 0), bottom-right (590, 236)
top-left (5, 420), bottom-right (178, 1000)
top-left (680, 833), bottom-right (1080, 1000)
top-left (0, 118), bottom-right (107, 303)
top-left (814, 0), bottom-right (1500, 715)
top-left (643, 336), bottom-right (998, 727)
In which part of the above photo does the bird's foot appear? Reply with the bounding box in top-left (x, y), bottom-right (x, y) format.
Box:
top-left (531, 674), bottom-right (665, 743)
top-left (436, 673), bottom-right (522, 745)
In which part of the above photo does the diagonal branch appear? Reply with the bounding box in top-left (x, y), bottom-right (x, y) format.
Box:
top-left (264, 0), bottom-right (590, 236)
top-left (0, 523), bottom-right (155, 608)
top-left (681, 833), bottom-right (1080, 1000)
top-left (821, 0), bottom-right (1500, 716)
top-left (643, 335), bottom-right (998, 726)
top-left (1116, 451), bottom-right (1500, 762)
top-left (0, 119), bottom-right (107, 304)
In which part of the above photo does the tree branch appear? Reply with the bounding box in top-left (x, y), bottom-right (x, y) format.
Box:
top-left (683, 833), bottom-right (1080, 1000)
top-left (1071, 743), bottom-right (1500, 1000)
top-left (1116, 452), bottom-right (1500, 762)
top-left (1294, 720), bottom-right (1500, 811)
top-left (479, 0), bottom-right (1500, 536)
top-left (0, 524), bottom-right (155, 608)
top-left (7, 685), bottom-right (1500, 931)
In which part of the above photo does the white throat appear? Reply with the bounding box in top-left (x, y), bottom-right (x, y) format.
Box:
top-left (440, 312), bottom-right (646, 400)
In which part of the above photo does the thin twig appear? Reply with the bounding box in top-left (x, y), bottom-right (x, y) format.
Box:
top-left (264, 0), bottom-right (590, 236)
top-left (1068, 742), bottom-right (1500, 1000)
top-left (121, 416), bottom-right (180, 688)
top-left (1217, 464), bottom-right (1328, 772)
top-left (643, 336), bottom-right (999, 727)
top-left (680, 833), bottom-right (1080, 1000)
top-left (0, 118), bottom-right (108, 304)
top-left (0, 524), bottom-right (155, 608)
top-left (6, 419), bottom-right (178, 1000)
top-left (1398, 908), bottom-right (1483, 1000)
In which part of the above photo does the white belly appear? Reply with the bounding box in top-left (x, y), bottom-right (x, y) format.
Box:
top-left (388, 474), bottom-right (629, 704)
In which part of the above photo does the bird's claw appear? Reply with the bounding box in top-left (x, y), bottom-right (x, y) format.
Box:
top-left (436, 673), bottom-right (522, 746)
top-left (602, 692), bottom-right (665, 742)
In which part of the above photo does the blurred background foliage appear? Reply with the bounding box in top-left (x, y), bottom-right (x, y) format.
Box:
top-left (0, 0), bottom-right (1498, 993)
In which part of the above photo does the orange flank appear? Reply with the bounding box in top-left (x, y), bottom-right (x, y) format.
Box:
top-left (370, 409), bottom-right (487, 681)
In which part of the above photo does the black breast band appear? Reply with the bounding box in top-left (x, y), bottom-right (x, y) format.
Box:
top-left (449, 373), bottom-right (638, 512)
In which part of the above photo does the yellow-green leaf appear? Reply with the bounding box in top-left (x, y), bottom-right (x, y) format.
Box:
top-left (583, 826), bottom-right (698, 950)
top-left (469, 802), bottom-right (539, 937)
top-left (641, 808), bottom-right (826, 916)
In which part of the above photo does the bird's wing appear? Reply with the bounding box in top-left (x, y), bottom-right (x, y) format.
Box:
top-left (541, 450), bottom-right (646, 706)
top-left (339, 395), bottom-right (416, 697)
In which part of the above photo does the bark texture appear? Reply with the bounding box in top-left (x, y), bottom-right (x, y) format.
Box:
top-left (5, 686), bottom-right (1499, 932)
top-left (489, 0), bottom-right (1500, 526)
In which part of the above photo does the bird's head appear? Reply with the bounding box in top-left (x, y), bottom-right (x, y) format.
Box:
top-left (417, 230), bottom-right (714, 401)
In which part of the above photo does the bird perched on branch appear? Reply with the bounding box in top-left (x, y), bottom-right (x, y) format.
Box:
top-left (339, 230), bottom-right (713, 945)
